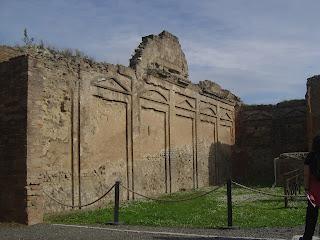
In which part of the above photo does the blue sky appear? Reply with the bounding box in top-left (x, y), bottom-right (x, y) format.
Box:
top-left (1, 0), bottom-right (319, 104)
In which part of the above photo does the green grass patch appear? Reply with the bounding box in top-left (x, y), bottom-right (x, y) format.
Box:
top-left (45, 186), bottom-right (306, 228)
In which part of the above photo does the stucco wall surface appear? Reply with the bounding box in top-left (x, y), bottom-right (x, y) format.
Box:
top-left (0, 31), bottom-right (238, 224)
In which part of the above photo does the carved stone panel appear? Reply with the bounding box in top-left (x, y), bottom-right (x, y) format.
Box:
top-left (91, 76), bottom-right (130, 95)
top-left (140, 89), bottom-right (169, 104)
top-left (80, 98), bottom-right (128, 204)
top-left (175, 93), bottom-right (196, 111)
top-left (135, 107), bottom-right (167, 196)
top-left (171, 115), bottom-right (194, 192)
top-left (198, 119), bottom-right (216, 187)
top-left (220, 107), bottom-right (233, 123)
top-left (216, 125), bottom-right (232, 184)
top-left (200, 101), bottom-right (217, 117)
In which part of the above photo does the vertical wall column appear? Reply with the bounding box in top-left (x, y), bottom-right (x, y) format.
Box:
top-left (195, 98), bottom-right (200, 188)
top-left (71, 76), bottom-right (81, 208)
top-left (26, 56), bottom-right (46, 224)
top-left (215, 103), bottom-right (221, 184)
top-left (131, 82), bottom-right (141, 199)
top-left (168, 90), bottom-right (175, 193)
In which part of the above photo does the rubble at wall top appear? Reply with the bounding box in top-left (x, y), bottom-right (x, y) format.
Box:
top-left (242, 99), bottom-right (306, 110)
top-left (307, 75), bottom-right (320, 85)
top-left (197, 80), bottom-right (240, 102)
top-left (130, 30), bottom-right (189, 81)
top-left (0, 31), bottom-right (240, 104)
top-left (276, 99), bottom-right (306, 108)
top-left (0, 46), bottom-right (25, 62)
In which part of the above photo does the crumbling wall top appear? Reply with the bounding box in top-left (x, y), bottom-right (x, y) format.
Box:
top-left (197, 80), bottom-right (240, 102)
top-left (276, 99), bottom-right (306, 108)
top-left (130, 30), bottom-right (189, 80)
top-left (240, 99), bottom-right (306, 111)
top-left (1, 33), bottom-right (240, 104)
top-left (307, 75), bottom-right (320, 86)
top-left (0, 46), bottom-right (24, 62)
top-left (0, 45), bottom-right (133, 78)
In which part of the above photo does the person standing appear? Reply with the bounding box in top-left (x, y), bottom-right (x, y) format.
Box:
top-left (302, 135), bottom-right (320, 240)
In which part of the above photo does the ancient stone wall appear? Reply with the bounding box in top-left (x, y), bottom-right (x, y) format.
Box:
top-left (0, 55), bottom-right (28, 223)
top-left (3, 31), bottom-right (317, 225)
top-left (2, 31), bottom-right (317, 225)
top-left (234, 100), bottom-right (307, 184)
top-left (306, 75), bottom-right (320, 149)
top-left (27, 53), bottom-right (79, 221)
top-left (0, 46), bottom-right (24, 62)
top-left (0, 31), bottom-right (238, 224)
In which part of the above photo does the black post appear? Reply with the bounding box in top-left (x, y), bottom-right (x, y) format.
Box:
top-left (284, 180), bottom-right (288, 208)
top-left (227, 178), bottom-right (233, 227)
top-left (114, 181), bottom-right (120, 225)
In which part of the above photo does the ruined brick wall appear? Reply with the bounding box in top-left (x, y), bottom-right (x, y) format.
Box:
top-left (0, 55), bottom-right (28, 223)
top-left (26, 53), bottom-right (79, 219)
top-left (274, 101), bottom-right (307, 153)
top-left (0, 46), bottom-right (24, 62)
top-left (306, 75), bottom-right (320, 149)
top-left (0, 31), bottom-right (238, 224)
top-left (3, 32), bottom-right (316, 225)
top-left (235, 100), bottom-right (307, 184)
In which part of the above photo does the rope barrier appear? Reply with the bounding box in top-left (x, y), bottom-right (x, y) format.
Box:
top-left (43, 179), bottom-right (305, 209)
top-left (120, 183), bottom-right (223, 203)
top-left (43, 184), bottom-right (115, 208)
top-left (231, 181), bottom-right (305, 198)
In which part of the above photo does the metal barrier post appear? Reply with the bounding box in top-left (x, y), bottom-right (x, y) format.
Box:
top-left (284, 180), bottom-right (288, 208)
top-left (114, 181), bottom-right (120, 225)
top-left (227, 178), bottom-right (233, 227)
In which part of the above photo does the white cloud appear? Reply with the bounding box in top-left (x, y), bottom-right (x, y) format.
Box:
top-left (1, 0), bottom-right (320, 104)
top-left (184, 39), bottom-right (320, 72)
top-left (183, 36), bottom-right (320, 103)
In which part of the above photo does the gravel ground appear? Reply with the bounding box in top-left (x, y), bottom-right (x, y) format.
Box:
top-left (0, 223), bottom-right (317, 240)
